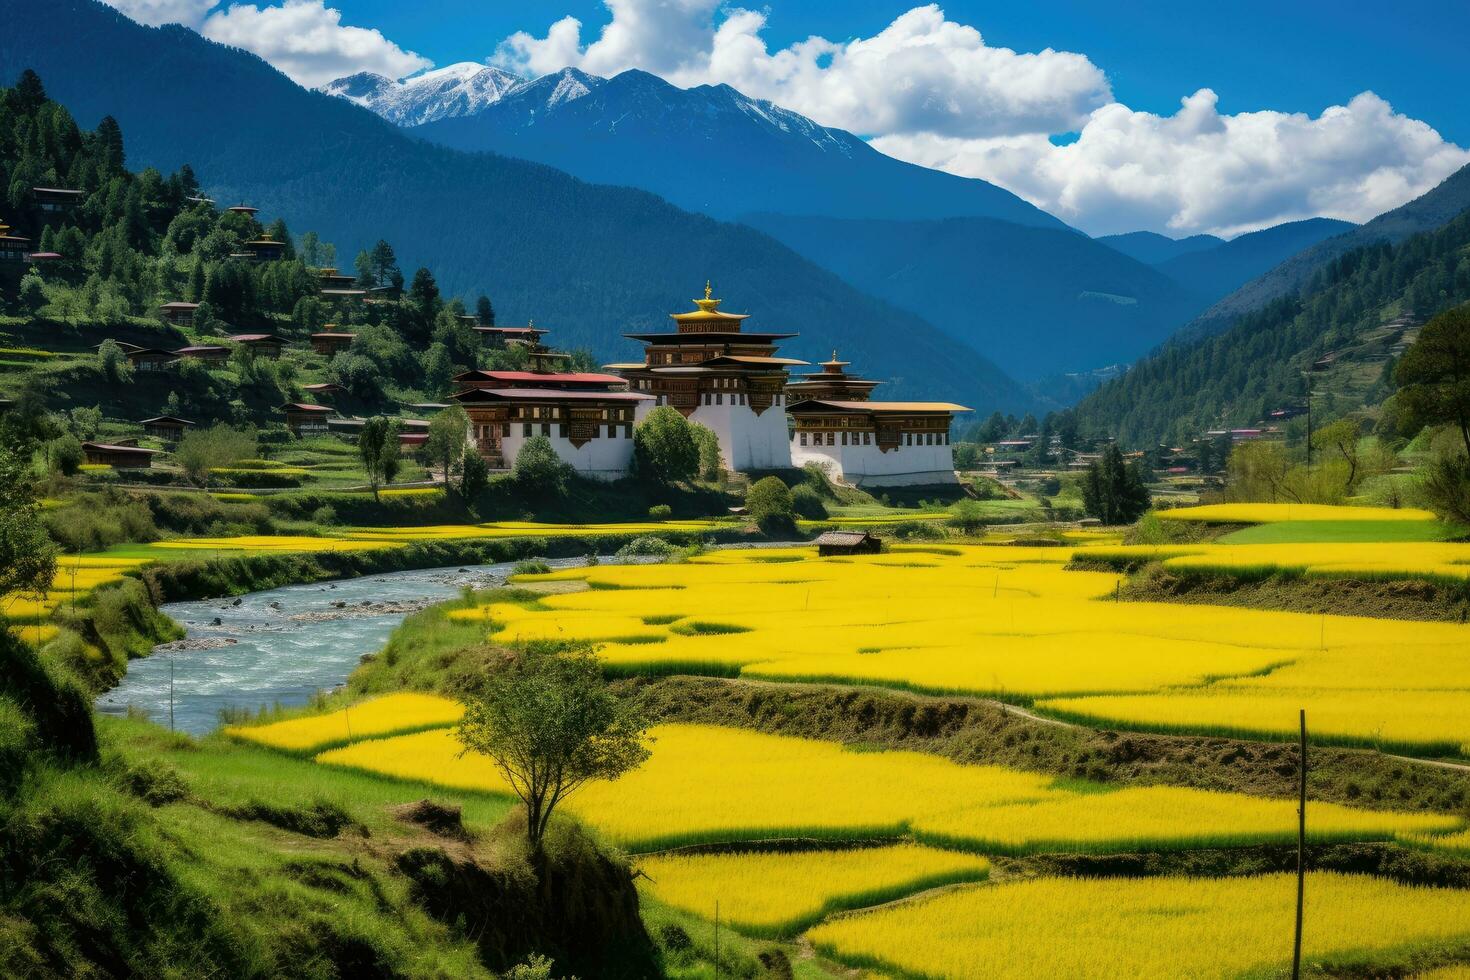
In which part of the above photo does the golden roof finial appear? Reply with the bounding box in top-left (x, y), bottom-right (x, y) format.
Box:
top-left (831, 349), bottom-right (838, 361)
top-left (704, 280), bottom-right (712, 301)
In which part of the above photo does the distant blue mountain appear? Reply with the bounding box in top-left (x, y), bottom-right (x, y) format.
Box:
top-left (744, 213), bottom-right (1208, 381)
top-left (402, 67), bottom-right (1069, 229)
top-left (1097, 231), bottom-right (1224, 265)
top-left (1154, 218), bottom-right (1356, 304)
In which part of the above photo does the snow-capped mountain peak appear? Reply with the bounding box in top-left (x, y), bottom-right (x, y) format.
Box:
top-left (317, 62), bottom-right (522, 127)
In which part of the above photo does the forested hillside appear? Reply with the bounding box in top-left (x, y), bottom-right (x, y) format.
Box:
top-left (1076, 208), bottom-right (1470, 444)
top-left (1176, 164), bottom-right (1470, 341)
top-left (0, 0), bottom-right (1031, 412)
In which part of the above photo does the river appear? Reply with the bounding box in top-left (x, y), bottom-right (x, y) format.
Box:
top-left (94, 557), bottom-right (599, 735)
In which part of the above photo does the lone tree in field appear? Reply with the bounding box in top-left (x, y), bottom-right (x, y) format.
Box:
top-left (455, 643), bottom-right (651, 853)
top-left (358, 416), bottom-right (402, 502)
top-left (176, 423), bottom-right (257, 490)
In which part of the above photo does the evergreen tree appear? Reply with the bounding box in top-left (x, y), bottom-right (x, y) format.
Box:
top-left (1395, 305), bottom-right (1470, 456)
top-left (476, 294), bottom-right (495, 326)
top-left (1082, 445), bottom-right (1151, 524)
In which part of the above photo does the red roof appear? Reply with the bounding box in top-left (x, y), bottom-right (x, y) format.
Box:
top-left (789, 399), bottom-right (972, 414)
top-left (453, 388), bottom-right (652, 403)
top-left (26, 252), bottom-right (62, 260)
top-left (399, 433), bottom-right (429, 445)
top-left (280, 403), bottom-right (333, 413)
top-left (456, 370), bottom-right (625, 385)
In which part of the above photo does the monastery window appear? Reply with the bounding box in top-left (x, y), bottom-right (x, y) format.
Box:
top-left (826, 432), bottom-right (835, 446)
top-left (624, 424), bottom-right (633, 438)
top-left (716, 393), bottom-right (723, 405)
top-left (559, 424), bottom-right (569, 438)
top-left (523, 423), bottom-right (532, 437)
top-left (541, 423), bottom-right (551, 437)
top-left (799, 432), bottom-right (807, 446)
top-left (502, 423), bottom-right (511, 437)
top-left (863, 432), bottom-right (871, 445)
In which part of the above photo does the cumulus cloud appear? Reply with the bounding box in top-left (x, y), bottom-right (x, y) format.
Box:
top-left (200, 0), bottom-right (430, 87)
top-left (105, 0), bottom-right (430, 88)
top-left (493, 1), bottom-right (1470, 237)
top-left (495, 2), bottom-right (1111, 140)
top-left (875, 90), bottom-right (1470, 236)
top-left (100, 0), bottom-right (219, 26)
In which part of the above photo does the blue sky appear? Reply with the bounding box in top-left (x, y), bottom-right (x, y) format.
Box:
top-left (108, 0), bottom-right (1470, 236)
top-left (325, 0), bottom-right (1469, 144)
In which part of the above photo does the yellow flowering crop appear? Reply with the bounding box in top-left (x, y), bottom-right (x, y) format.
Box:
top-left (1155, 503), bottom-right (1438, 523)
top-left (1038, 688), bottom-right (1470, 756)
top-left (315, 723), bottom-right (1455, 853)
top-left (637, 845), bottom-right (990, 936)
top-left (806, 873), bottom-right (1470, 979)
top-left (225, 692), bottom-right (464, 753)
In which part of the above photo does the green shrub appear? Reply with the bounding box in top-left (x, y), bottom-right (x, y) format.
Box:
top-left (747, 477), bottom-right (796, 536)
top-left (513, 560), bottom-right (552, 576)
top-left (789, 484), bottom-right (828, 520)
top-left (616, 536), bottom-right (674, 558)
top-left (647, 503), bottom-right (673, 519)
top-left (890, 520), bottom-right (945, 541)
top-left (947, 499), bottom-right (986, 533)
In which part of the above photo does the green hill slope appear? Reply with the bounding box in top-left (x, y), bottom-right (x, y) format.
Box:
top-left (1075, 208), bottom-right (1470, 445)
top-left (0, 0), bottom-right (1031, 412)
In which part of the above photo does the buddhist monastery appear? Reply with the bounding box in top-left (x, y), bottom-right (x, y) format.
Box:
top-left (785, 351), bottom-right (880, 402)
top-left (786, 354), bottom-right (969, 487)
top-left (452, 328), bottom-right (651, 480)
top-left (612, 283), bottom-right (805, 471)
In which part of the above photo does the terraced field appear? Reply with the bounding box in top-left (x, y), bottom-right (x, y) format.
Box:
top-left (203, 504), bottom-right (1470, 975)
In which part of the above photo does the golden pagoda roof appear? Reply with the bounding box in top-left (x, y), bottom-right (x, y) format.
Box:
top-left (671, 280), bottom-right (749, 323)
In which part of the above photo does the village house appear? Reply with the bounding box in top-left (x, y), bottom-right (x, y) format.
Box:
top-left (474, 324), bottom-right (546, 348)
top-left (279, 402), bottom-right (334, 437)
top-left (82, 441), bottom-right (160, 468)
top-left (814, 530), bottom-right (883, 556)
top-left (612, 284), bottom-right (805, 471)
top-left (173, 344), bottom-right (230, 365)
top-left (326, 416), bottom-right (365, 441)
top-left (452, 329), bottom-right (651, 479)
top-left (158, 301), bottom-right (200, 326)
top-left (138, 415), bottom-right (195, 441)
top-left (125, 347), bottom-right (178, 372)
top-left (32, 186), bottom-right (83, 222)
top-left (317, 267), bottom-right (357, 289)
top-left (303, 382), bottom-right (344, 400)
top-left (0, 219), bottom-right (31, 262)
top-left (310, 330), bottom-right (355, 356)
top-left (229, 333), bottom-right (285, 359)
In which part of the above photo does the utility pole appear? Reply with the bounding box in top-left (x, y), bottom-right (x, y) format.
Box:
top-left (1292, 708), bottom-right (1307, 980)
top-left (1304, 379), bottom-right (1313, 469)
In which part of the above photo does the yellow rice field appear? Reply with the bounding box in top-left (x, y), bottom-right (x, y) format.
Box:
top-left (447, 546), bottom-right (1470, 753)
top-left (806, 873), bottom-right (1470, 979)
top-left (1085, 540), bottom-right (1470, 584)
top-left (313, 721), bottom-right (1458, 853)
top-left (224, 692), bottom-right (465, 752)
top-left (1155, 503), bottom-right (1439, 523)
top-left (636, 845), bottom-right (990, 936)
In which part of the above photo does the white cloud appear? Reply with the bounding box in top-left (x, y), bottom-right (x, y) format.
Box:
top-left (100, 0), bottom-right (218, 27)
top-left (875, 90), bottom-right (1470, 236)
top-left (494, 2), bottom-right (1111, 140)
top-left (199, 0), bottom-right (430, 88)
top-left (493, 1), bottom-right (1470, 237)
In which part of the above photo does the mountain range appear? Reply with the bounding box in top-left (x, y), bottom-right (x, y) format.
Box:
top-left (325, 63), bottom-right (1356, 381)
top-left (328, 63), bottom-right (1066, 230)
top-left (1, 0), bottom-right (1034, 413)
